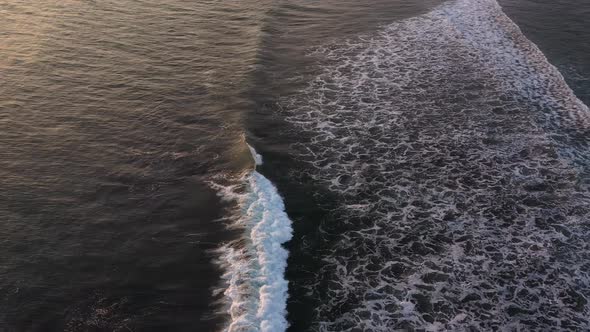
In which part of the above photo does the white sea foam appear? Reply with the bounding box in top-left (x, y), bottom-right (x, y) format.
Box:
top-left (212, 146), bottom-right (292, 332)
top-left (281, 0), bottom-right (590, 330)
top-left (248, 144), bottom-right (264, 166)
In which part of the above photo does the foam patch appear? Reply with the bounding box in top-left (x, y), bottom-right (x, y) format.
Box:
top-left (212, 147), bottom-right (293, 332)
top-left (282, 0), bottom-right (590, 330)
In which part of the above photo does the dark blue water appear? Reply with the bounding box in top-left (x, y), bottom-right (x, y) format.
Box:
top-left (1, 0), bottom-right (589, 331)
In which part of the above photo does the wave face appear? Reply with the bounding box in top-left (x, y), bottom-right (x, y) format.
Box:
top-left (213, 148), bottom-right (293, 332)
top-left (282, 0), bottom-right (590, 330)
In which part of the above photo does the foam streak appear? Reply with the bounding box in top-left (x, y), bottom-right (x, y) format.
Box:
top-left (213, 147), bottom-right (292, 332)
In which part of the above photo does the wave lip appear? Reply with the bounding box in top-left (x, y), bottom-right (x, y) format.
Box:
top-left (213, 146), bottom-right (292, 332)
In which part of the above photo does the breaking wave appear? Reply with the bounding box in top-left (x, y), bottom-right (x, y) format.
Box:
top-left (282, 0), bottom-right (590, 330)
top-left (212, 146), bottom-right (293, 332)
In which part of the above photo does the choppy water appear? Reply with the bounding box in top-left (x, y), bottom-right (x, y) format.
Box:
top-left (1, 0), bottom-right (589, 331)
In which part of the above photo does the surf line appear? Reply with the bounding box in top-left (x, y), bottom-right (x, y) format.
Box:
top-left (216, 144), bottom-right (293, 332)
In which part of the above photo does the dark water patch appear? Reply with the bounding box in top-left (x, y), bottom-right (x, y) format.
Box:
top-left (499, 0), bottom-right (590, 106)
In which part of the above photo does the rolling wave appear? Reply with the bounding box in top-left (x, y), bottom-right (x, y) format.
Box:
top-left (212, 146), bottom-right (293, 332)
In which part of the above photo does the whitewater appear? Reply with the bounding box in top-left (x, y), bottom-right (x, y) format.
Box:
top-left (212, 0), bottom-right (590, 330)
top-left (212, 145), bottom-right (293, 332)
top-left (280, 0), bottom-right (590, 330)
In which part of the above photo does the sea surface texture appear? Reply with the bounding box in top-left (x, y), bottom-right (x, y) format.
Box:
top-left (279, 0), bottom-right (590, 330)
top-left (1, 0), bottom-right (589, 331)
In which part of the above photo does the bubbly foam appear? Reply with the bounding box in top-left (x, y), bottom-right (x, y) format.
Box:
top-left (248, 144), bottom-right (264, 166)
top-left (212, 146), bottom-right (292, 332)
top-left (282, 0), bottom-right (590, 330)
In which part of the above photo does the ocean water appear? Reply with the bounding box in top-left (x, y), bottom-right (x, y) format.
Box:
top-left (1, 0), bottom-right (589, 331)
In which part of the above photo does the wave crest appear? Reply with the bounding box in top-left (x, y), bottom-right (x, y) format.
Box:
top-left (212, 147), bottom-right (292, 332)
